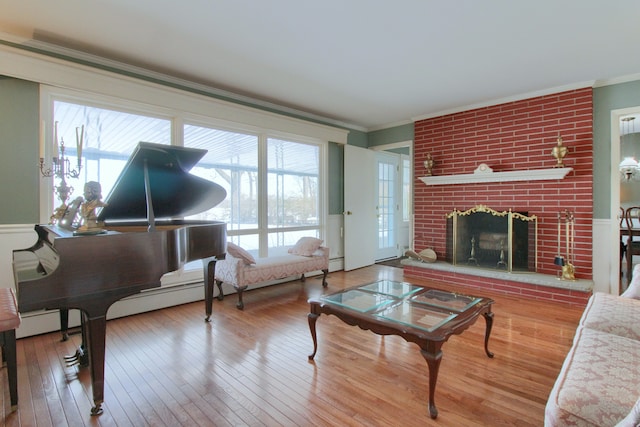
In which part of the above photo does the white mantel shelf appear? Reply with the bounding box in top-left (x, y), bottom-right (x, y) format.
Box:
top-left (419, 167), bottom-right (573, 186)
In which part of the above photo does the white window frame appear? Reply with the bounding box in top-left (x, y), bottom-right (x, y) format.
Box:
top-left (40, 85), bottom-right (328, 243)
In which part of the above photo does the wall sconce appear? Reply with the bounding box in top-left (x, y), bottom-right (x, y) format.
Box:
top-left (619, 156), bottom-right (640, 182)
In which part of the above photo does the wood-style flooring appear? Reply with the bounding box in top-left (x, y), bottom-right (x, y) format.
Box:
top-left (0, 265), bottom-right (584, 426)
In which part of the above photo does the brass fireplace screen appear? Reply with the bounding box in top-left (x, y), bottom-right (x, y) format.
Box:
top-left (445, 205), bottom-right (538, 273)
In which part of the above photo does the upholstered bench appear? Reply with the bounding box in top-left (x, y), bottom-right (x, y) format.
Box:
top-left (0, 288), bottom-right (21, 411)
top-left (215, 238), bottom-right (329, 309)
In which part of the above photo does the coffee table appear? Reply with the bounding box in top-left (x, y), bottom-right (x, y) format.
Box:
top-left (307, 279), bottom-right (494, 419)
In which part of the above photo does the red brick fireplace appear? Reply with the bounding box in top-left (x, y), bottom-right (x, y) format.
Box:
top-left (405, 88), bottom-right (593, 305)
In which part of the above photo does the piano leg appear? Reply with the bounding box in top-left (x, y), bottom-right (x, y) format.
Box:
top-left (59, 309), bottom-right (69, 341)
top-left (59, 309), bottom-right (83, 342)
top-left (202, 257), bottom-right (218, 322)
top-left (84, 312), bottom-right (107, 416)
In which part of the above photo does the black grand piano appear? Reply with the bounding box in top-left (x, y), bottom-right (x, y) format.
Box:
top-left (12, 142), bottom-right (227, 415)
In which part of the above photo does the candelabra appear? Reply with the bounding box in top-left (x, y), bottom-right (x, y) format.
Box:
top-left (39, 122), bottom-right (84, 224)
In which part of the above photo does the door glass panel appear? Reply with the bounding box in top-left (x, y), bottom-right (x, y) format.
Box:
top-left (377, 159), bottom-right (395, 256)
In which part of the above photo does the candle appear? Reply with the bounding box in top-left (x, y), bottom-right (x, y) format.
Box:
top-left (76, 125), bottom-right (84, 164)
top-left (53, 121), bottom-right (59, 160)
top-left (39, 120), bottom-right (45, 159)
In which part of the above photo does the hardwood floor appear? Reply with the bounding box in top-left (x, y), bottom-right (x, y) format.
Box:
top-left (1, 265), bottom-right (584, 426)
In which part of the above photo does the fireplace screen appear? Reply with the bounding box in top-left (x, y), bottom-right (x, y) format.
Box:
top-left (445, 205), bottom-right (537, 273)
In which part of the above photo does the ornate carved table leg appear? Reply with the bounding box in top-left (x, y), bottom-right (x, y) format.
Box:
top-left (308, 312), bottom-right (320, 360)
top-left (483, 310), bottom-right (495, 358)
top-left (420, 343), bottom-right (444, 419)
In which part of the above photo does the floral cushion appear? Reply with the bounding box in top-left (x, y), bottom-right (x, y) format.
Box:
top-left (226, 242), bottom-right (256, 265)
top-left (615, 397), bottom-right (640, 427)
top-left (288, 237), bottom-right (323, 256)
top-left (215, 247), bottom-right (329, 287)
top-left (580, 293), bottom-right (640, 341)
top-left (546, 327), bottom-right (640, 426)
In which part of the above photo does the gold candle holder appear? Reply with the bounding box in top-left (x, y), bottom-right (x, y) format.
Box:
top-left (39, 122), bottom-right (84, 224)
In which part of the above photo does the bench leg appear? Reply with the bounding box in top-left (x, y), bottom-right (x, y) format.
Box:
top-left (215, 280), bottom-right (225, 301)
top-left (2, 329), bottom-right (17, 411)
top-left (322, 269), bottom-right (328, 287)
top-left (300, 274), bottom-right (306, 282)
top-left (236, 286), bottom-right (247, 310)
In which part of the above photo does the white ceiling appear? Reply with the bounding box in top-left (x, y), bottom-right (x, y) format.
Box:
top-left (1, 0), bottom-right (640, 131)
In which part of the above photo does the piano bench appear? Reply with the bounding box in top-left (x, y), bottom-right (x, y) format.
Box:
top-left (0, 288), bottom-right (20, 412)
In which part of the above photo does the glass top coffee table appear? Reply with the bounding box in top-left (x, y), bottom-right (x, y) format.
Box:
top-left (307, 279), bottom-right (494, 419)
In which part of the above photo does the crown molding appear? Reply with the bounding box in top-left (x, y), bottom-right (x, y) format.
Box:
top-left (411, 82), bottom-right (595, 123)
top-left (0, 32), bottom-right (366, 133)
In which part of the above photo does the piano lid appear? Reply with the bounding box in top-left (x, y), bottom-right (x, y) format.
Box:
top-left (97, 142), bottom-right (227, 221)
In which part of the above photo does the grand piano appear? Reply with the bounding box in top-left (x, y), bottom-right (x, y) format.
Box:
top-left (12, 142), bottom-right (227, 415)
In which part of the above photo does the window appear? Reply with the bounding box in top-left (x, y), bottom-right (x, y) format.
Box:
top-left (266, 137), bottom-right (321, 255)
top-left (184, 124), bottom-right (259, 251)
top-left (43, 86), bottom-right (327, 270)
top-left (50, 99), bottom-right (171, 213)
top-left (402, 156), bottom-right (411, 222)
top-left (184, 124), bottom-right (324, 257)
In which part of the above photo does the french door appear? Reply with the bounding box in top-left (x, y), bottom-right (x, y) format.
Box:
top-left (376, 152), bottom-right (400, 260)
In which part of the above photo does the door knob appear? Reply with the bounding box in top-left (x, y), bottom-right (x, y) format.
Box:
top-left (343, 211), bottom-right (352, 215)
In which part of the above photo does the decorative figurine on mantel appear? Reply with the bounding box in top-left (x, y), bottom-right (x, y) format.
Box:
top-left (551, 135), bottom-right (568, 168)
top-left (76, 181), bottom-right (107, 234)
top-left (423, 153), bottom-right (434, 176)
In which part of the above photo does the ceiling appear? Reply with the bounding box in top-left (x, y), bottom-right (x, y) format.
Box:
top-left (2, 1), bottom-right (640, 131)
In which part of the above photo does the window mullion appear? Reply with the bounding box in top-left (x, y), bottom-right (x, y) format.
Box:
top-left (257, 134), bottom-right (269, 257)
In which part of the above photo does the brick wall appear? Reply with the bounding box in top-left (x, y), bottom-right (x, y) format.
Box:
top-left (406, 88), bottom-right (593, 304)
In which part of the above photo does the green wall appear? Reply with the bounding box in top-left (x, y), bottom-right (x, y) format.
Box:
top-left (328, 128), bottom-right (367, 215)
top-left (0, 77), bottom-right (39, 223)
top-left (4, 70), bottom-right (640, 223)
top-left (368, 123), bottom-right (414, 148)
top-left (593, 80), bottom-right (640, 219)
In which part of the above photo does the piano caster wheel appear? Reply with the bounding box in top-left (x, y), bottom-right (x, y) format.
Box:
top-left (61, 332), bottom-right (69, 342)
top-left (91, 403), bottom-right (103, 416)
top-left (204, 315), bottom-right (211, 322)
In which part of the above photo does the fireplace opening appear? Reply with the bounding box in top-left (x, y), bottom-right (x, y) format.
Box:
top-left (445, 205), bottom-right (537, 273)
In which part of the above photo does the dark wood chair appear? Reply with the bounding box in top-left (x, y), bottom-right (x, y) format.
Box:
top-left (624, 207), bottom-right (640, 285)
top-left (621, 207), bottom-right (627, 265)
